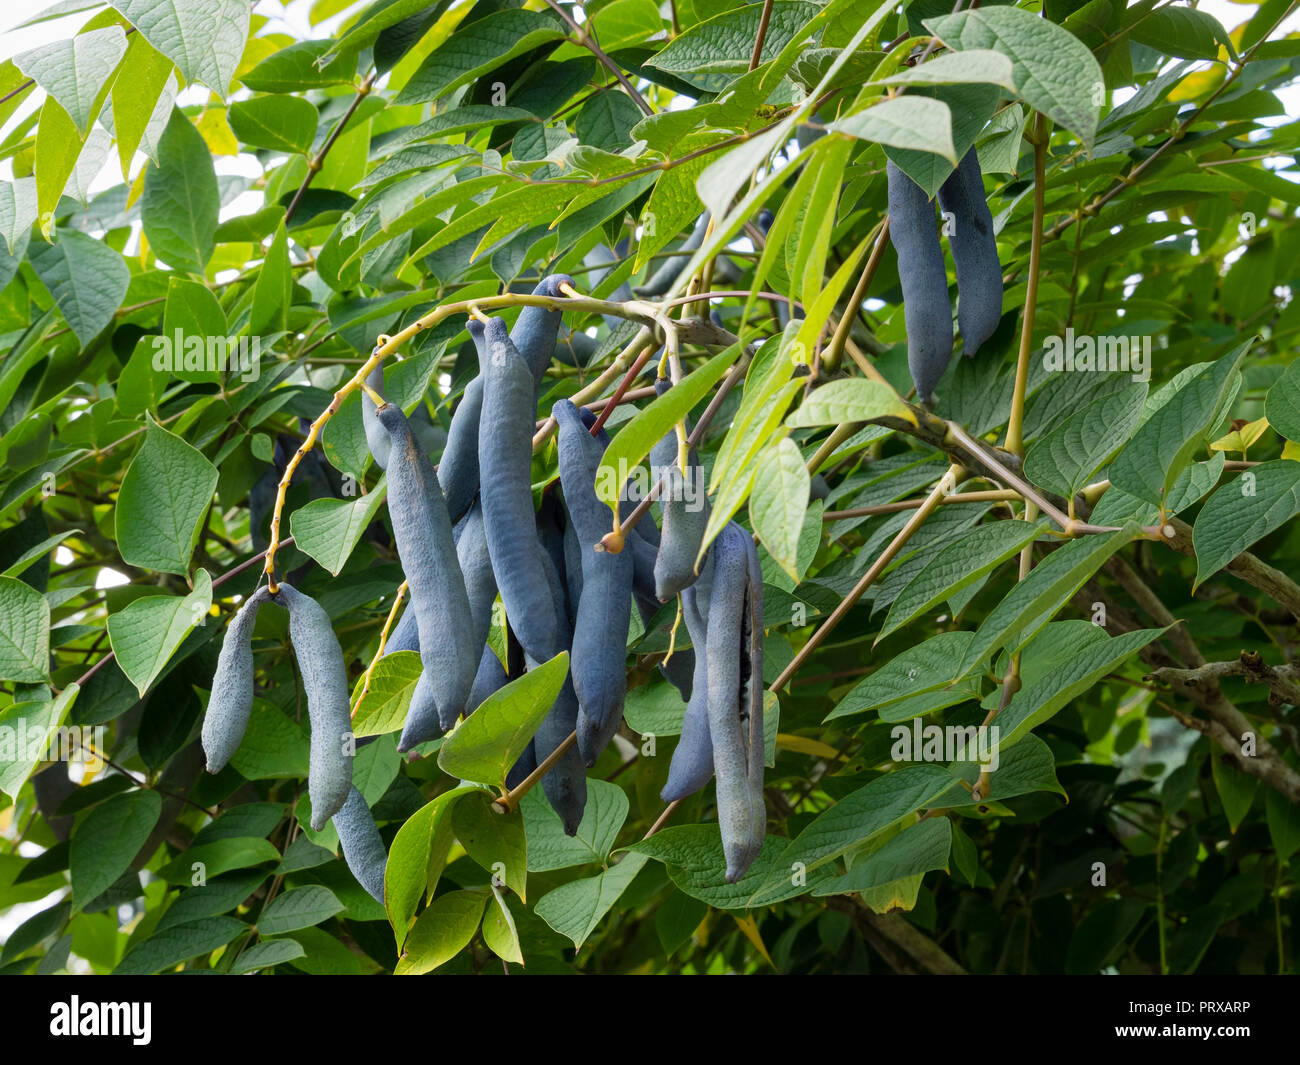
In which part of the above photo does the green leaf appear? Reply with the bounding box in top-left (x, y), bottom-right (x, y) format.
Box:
top-left (789, 134), bottom-right (853, 313)
top-left (115, 419), bottom-right (218, 576)
top-left (438, 652), bottom-right (569, 789)
top-left (70, 789), bottom-right (162, 910)
top-left (924, 5), bottom-right (1104, 149)
top-left (1265, 359), bottom-right (1300, 441)
top-left (950, 524), bottom-right (1139, 680)
top-left (633, 130), bottom-right (719, 273)
top-left (107, 0), bottom-right (250, 99)
top-left (1108, 338), bottom-right (1254, 506)
top-left (249, 221), bottom-right (291, 337)
top-left (1265, 786), bottom-right (1300, 862)
top-left (750, 763), bottom-right (957, 905)
top-left (875, 48), bottom-right (1015, 90)
top-left (106, 569), bottom-right (213, 696)
top-left (1065, 899), bottom-right (1146, 974)
top-left (351, 650), bottom-right (422, 738)
top-left (700, 376), bottom-right (805, 563)
top-left (240, 39), bottom-right (356, 93)
top-left (228, 94), bottom-right (319, 155)
top-left (259, 885), bottom-right (345, 934)
top-left (749, 438), bottom-right (810, 583)
top-left (1193, 462), bottom-right (1300, 588)
top-left (827, 630), bottom-right (975, 721)
top-left (14, 26), bottom-right (128, 136)
top-left (534, 853), bottom-right (647, 949)
top-left (0, 176), bottom-right (38, 253)
top-left (1211, 752), bottom-right (1258, 833)
top-left (878, 520), bottom-right (1045, 642)
top-left (111, 32), bottom-right (175, 177)
top-left (29, 227), bottom-right (129, 348)
top-left (161, 275), bottom-right (227, 384)
top-left (649, 2), bottom-right (821, 80)
top-left (228, 938), bottom-right (305, 974)
top-left (522, 779), bottom-right (629, 871)
top-left (632, 827), bottom-right (830, 908)
top-left (395, 889), bottom-right (486, 974)
top-left (995, 627), bottom-right (1168, 750)
top-left (482, 890), bottom-right (524, 965)
top-left (325, 0), bottom-right (451, 63)
top-left (141, 108), bottom-right (219, 275)
top-left (595, 347), bottom-right (740, 513)
top-left (832, 96), bottom-right (957, 163)
top-left (0, 575), bottom-right (51, 683)
top-left (1128, 5), bottom-right (1230, 61)
top-left (785, 378), bottom-right (914, 428)
top-left (33, 98), bottom-right (86, 236)
top-left (945, 733), bottom-right (1065, 803)
top-left (113, 916), bottom-right (245, 974)
top-left (0, 686), bottom-right (77, 799)
top-left (811, 817), bottom-right (951, 896)
top-left (385, 787), bottom-right (479, 946)
top-left (290, 478), bottom-right (388, 576)
top-left (228, 702), bottom-right (309, 780)
top-left (395, 10), bottom-right (565, 104)
top-left (155, 837), bottom-right (282, 883)
top-left (1023, 383), bottom-right (1148, 500)
top-left (452, 791), bottom-right (527, 901)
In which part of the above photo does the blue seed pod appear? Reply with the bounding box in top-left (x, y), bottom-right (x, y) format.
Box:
top-left (437, 373), bottom-right (484, 526)
top-left (938, 148), bottom-right (1003, 357)
top-left (704, 523), bottom-right (765, 882)
top-left (511, 274), bottom-right (573, 390)
top-left (530, 548), bottom-right (587, 834)
top-left (654, 460), bottom-right (711, 602)
top-left (506, 738), bottom-right (537, 791)
top-left (887, 160), bottom-right (953, 404)
top-left (553, 399), bottom-right (634, 767)
top-left (451, 501), bottom-right (497, 729)
top-left (377, 403), bottom-right (477, 751)
top-left (554, 328), bottom-right (601, 368)
top-left (275, 582), bottom-right (354, 830)
top-left (661, 574), bottom-right (714, 802)
top-left (203, 586), bottom-right (271, 774)
top-left (477, 316), bottom-right (558, 663)
top-left (334, 785), bottom-right (387, 904)
top-left (361, 362), bottom-right (390, 470)
top-left (383, 603), bottom-right (419, 656)
top-left (468, 645), bottom-right (508, 714)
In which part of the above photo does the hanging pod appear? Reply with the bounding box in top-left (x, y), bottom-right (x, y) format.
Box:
top-left (274, 582), bottom-right (354, 830)
top-left (937, 148), bottom-right (1003, 358)
top-left (529, 545), bottom-right (588, 834)
top-left (334, 785), bottom-right (387, 905)
top-left (376, 402), bottom-right (477, 750)
top-left (477, 316), bottom-right (559, 663)
top-left (451, 501), bottom-right (498, 729)
top-left (704, 523), bottom-right (765, 882)
top-left (361, 362), bottom-right (390, 470)
top-left (437, 373), bottom-right (484, 526)
top-left (202, 586), bottom-right (271, 774)
top-left (511, 273), bottom-right (574, 391)
top-left (553, 399), bottom-right (635, 767)
top-left (661, 550), bottom-right (716, 802)
top-left (648, 378), bottom-right (711, 600)
top-left (887, 160), bottom-right (953, 404)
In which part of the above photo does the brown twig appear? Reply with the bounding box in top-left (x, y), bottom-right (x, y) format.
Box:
top-left (284, 71), bottom-right (377, 224)
top-left (749, 0), bottom-right (776, 71)
top-left (541, 0), bottom-right (653, 116)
